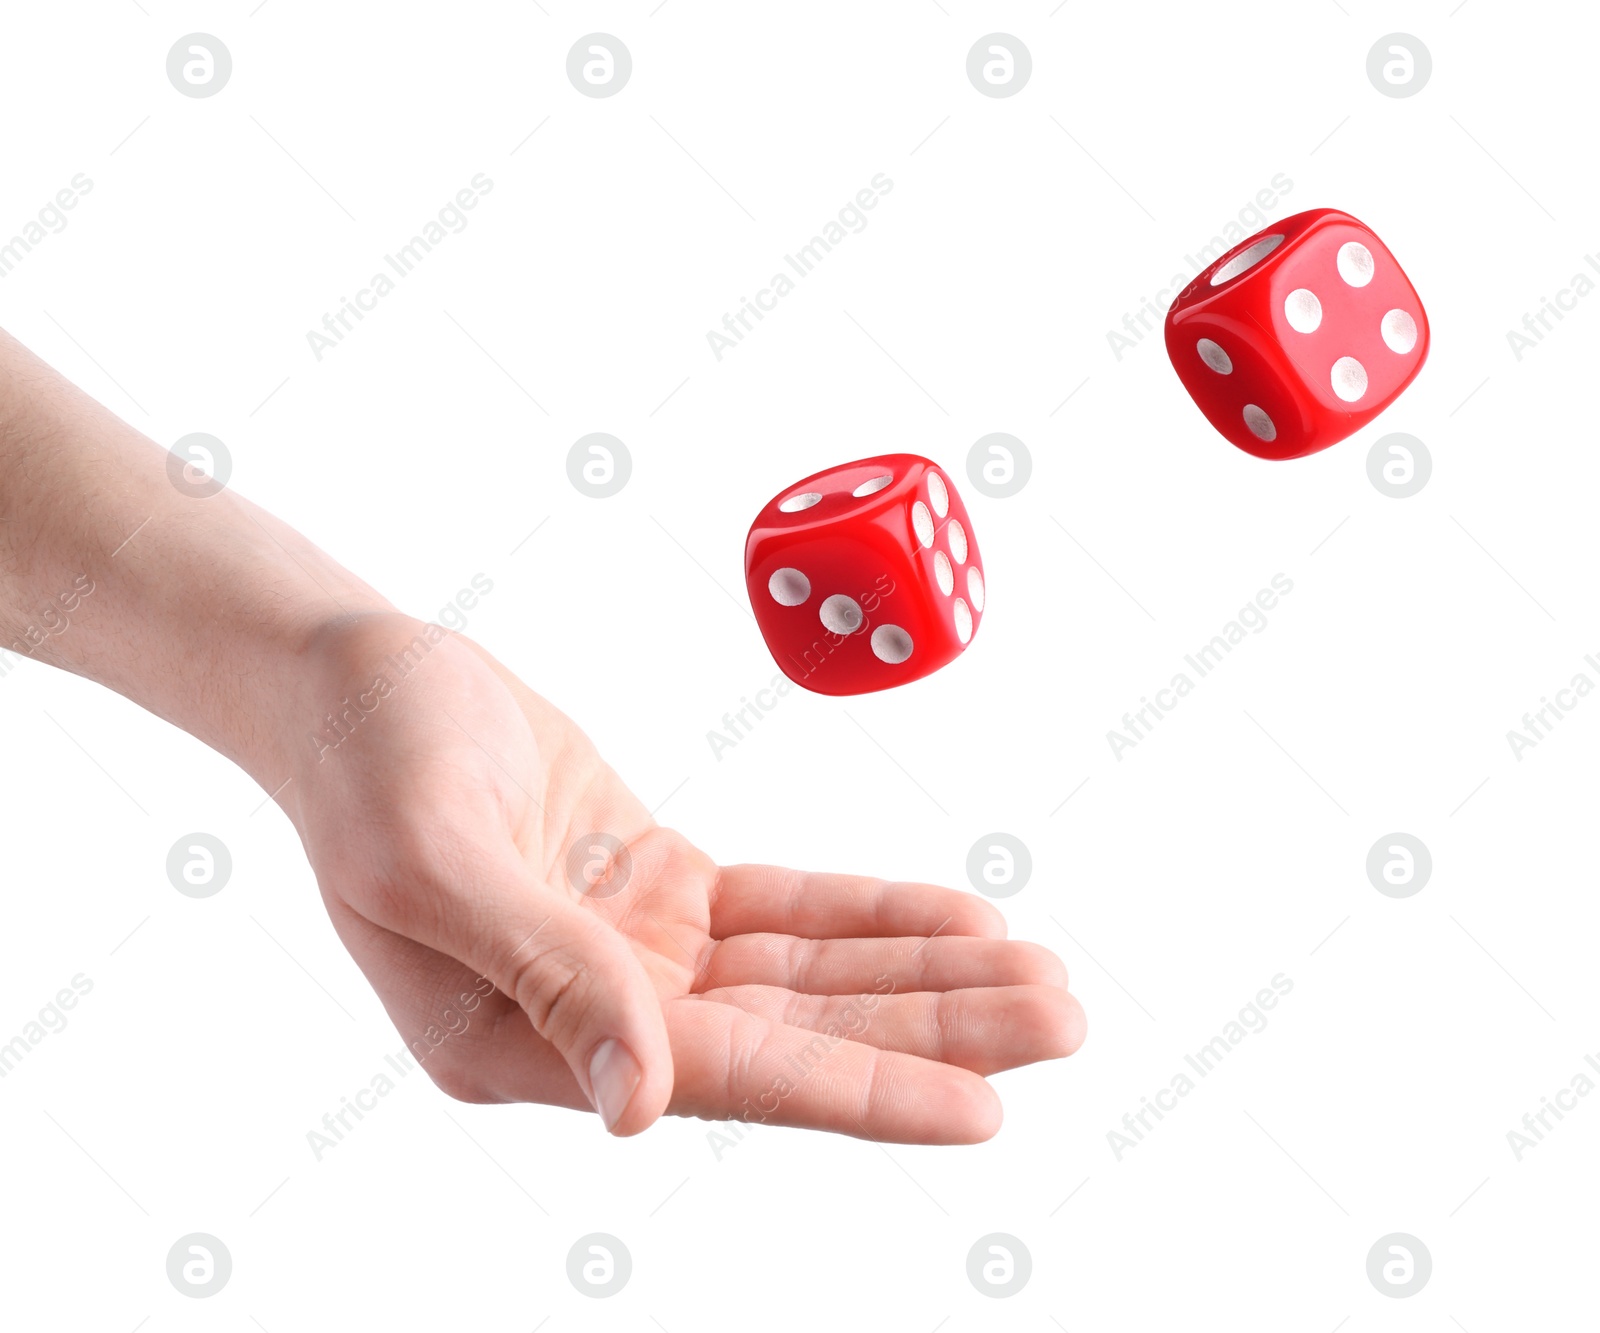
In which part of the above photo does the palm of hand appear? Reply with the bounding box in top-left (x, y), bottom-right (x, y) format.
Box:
top-left (285, 614), bottom-right (1083, 1141)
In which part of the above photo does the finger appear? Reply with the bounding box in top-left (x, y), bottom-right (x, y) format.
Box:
top-left (349, 845), bottom-right (674, 1137)
top-left (696, 984), bottom-right (1086, 1075)
top-left (321, 894), bottom-right (589, 1110)
top-left (664, 997), bottom-right (1002, 1144)
top-left (699, 932), bottom-right (1069, 996)
top-left (710, 864), bottom-right (1006, 941)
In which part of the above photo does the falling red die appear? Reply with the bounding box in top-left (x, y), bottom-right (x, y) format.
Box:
top-left (745, 454), bottom-right (984, 696)
top-left (1165, 207), bottom-right (1429, 460)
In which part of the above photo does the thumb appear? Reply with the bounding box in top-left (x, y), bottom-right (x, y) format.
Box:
top-left (456, 857), bottom-right (673, 1135)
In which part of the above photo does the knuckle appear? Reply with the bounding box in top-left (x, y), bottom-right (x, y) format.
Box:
top-left (854, 1045), bottom-right (887, 1126)
top-left (721, 1011), bottom-right (763, 1114)
top-left (928, 991), bottom-right (956, 1060)
top-left (509, 948), bottom-right (594, 1050)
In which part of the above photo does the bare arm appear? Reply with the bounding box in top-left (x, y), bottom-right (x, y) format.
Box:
top-left (0, 328), bottom-right (1083, 1141)
top-left (0, 327), bottom-right (387, 780)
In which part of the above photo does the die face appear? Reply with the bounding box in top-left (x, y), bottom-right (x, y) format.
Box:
top-left (1166, 310), bottom-right (1320, 460)
top-left (745, 454), bottom-right (984, 696)
top-left (1166, 208), bottom-right (1429, 460)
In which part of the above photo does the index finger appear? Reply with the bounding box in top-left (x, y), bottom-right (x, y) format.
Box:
top-left (708, 863), bottom-right (1007, 942)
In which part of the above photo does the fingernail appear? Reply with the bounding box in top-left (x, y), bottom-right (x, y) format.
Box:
top-left (588, 1038), bottom-right (641, 1133)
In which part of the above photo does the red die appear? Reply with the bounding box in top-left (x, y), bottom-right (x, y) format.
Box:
top-left (1165, 208), bottom-right (1429, 460)
top-left (745, 454), bottom-right (984, 696)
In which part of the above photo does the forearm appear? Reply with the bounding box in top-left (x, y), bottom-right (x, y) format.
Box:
top-left (0, 328), bottom-right (391, 783)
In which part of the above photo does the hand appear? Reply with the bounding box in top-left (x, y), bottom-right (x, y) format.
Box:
top-left (0, 330), bottom-right (1082, 1145)
top-left (277, 611), bottom-right (1086, 1141)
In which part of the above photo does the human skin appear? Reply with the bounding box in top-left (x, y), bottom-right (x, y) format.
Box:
top-left (0, 328), bottom-right (1086, 1140)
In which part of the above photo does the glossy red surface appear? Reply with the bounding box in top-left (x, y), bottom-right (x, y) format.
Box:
top-left (1165, 208), bottom-right (1429, 460)
top-left (744, 453), bottom-right (984, 696)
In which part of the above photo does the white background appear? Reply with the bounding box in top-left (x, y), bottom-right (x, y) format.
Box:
top-left (1, 1), bottom-right (1595, 1327)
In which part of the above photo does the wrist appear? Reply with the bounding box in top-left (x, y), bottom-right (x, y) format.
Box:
top-left (75, 488), bottom-right (397, 796)
top-left (208, 603), bottom-right (397, 799)
top-left (253, 608), bottom-right (462, 818)
top-left (0, 328), bottom-right (400, 805)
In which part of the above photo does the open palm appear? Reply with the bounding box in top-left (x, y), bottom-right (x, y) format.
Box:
top-left (281, 613), bottom-right (1084, 1141)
